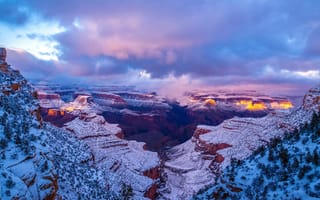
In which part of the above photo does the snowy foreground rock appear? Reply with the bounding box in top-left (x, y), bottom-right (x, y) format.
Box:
top-left (160, 85), bottom-right (320, 199)
top-left (0, 61), bottom-right (58, 199)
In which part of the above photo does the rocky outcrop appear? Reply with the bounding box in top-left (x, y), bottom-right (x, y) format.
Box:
top-left (193, 127), bottom-right (211, 139)
top-left (40, 107), bottom-right (76, 127)
top-left (0, 47), bottom-right (7, 65)
top-left (37, 92), bottom-right (65, 109)
top-left (161, 85), bottom-right (320, 199)
top-left (143, 167), bottom-right (160, 180)
top-left (302, 85), bottom-right (320, 111)
top-left (64, 111), bottom-right (160, 199)
top-left (4, 154), bottom-right (58, 199)
top-left (92, 92), bottom-right (127, 107)
top-left (144, 183), bottom-right (158, 199)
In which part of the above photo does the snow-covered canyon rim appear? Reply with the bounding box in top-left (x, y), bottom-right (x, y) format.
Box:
top-left (35, 83), bottom-right (306, 199)
top-left (36, 83), bottom-right (299, 152)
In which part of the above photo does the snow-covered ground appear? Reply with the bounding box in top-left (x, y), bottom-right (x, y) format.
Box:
top-left (0, 64), bottom-right (58, 199)
top-left (0, 62), bottom-right (120, 199)
top-left (194, 112), bottom-right (320, 199)
top-left (64, 111), bottom-right (160, 199)
top-left (160, 85), bottom-right (320, 199)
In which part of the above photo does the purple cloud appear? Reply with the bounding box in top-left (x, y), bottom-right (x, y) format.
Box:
top-left (1, 0), bottom-right (319, 94)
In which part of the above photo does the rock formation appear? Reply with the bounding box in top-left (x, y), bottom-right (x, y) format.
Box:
top-left (63, 101), bottom-right (161, 199)
top-left (160, 85), bottom-right (319, 199)
top-left (0, 47), bottom-right (7, 64)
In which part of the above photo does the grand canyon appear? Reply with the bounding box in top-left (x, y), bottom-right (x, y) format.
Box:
top-left (1, 1), bottom-right (320, 200)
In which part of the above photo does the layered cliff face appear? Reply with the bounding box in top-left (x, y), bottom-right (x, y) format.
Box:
top-left (194, 112), bottom-right (320, 199)
top-left (62, 97), bottom-right (161, 199)
top-left (37, 90), bottom-right (161, 199)
top-left (160, 85), bottom-right (320, 199)
top-left (0, 60), bottom-right (58, 199)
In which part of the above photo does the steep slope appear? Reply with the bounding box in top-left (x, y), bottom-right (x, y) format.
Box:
top-left (160, 85), bottom-right (320, 199)
top-left (0, 49), bottom-right (117, 199)
top-left (194, 112), bottom-right (320, 199)
top-left (0, 53), bottom-right (58, 199)
top-left (44, 125), bottom-right (118, 199)
top-left (63, 98), bottom-right (161, 199)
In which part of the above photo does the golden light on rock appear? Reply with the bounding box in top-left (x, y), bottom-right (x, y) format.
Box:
top-left (204, 99), bottom-right (216, 106)
top-left (236, 100), bottom-right (252, 106)
top-left (63, 106), bottom-right (75, 112)
top-left (48, 109), bottom-right (58, 116)
top-left (246, 102), bottom-right (267, 111)
top-left (236, 100), bottom-right (266, 111)
top-left (270, 101), bottom-right (293, 110)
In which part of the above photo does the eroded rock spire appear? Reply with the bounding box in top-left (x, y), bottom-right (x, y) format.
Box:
top-left (0, 47), bottom-right (7, 64)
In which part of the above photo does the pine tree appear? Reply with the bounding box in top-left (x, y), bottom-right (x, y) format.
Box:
top-left (4, 122), bottom-right (11, 140)
top-left (310, 112), bottom-right (319, 130)
top-left (121, 183), bottom-right (133, 200)
top-left (292, 157), bottom-right (299, 169)
top-left (306, 151), bottom-right (313, 163)
top-left (0, 112), bottom-right (7, 125)
top-left (0, 139), bottom-right (7, 149)
top-left (14, 135), bottom-right (21, 145)
top-left (312, 148), bottom-right (319, 166)
top-left (293, 128), bottom-right (300, 140)
top-left (268, 149), bottom-right (274, 161)
top-left (279, 147), bottom-right (289, 166)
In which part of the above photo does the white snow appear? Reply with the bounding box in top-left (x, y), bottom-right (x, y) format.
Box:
top-left (160, 85), bottom-right (320, 199)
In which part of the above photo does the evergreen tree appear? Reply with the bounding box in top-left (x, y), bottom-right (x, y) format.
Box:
top-left (0, 139), bottom-right (8, 149)
top-left (279, 147), bottom-right (289, 166)
top-left (293, 128), bottom-right (300, 140)
top-left (292, 157), bottom-right (299, 169)
top-left (4, 122), bottom-right (11, 140)
top-left (121, 183), bottom-right (133, 200)
top-left (306, 151), bottom-right (313, 163)
top-left (310, 112), bottom-right (319, 130)
top-left (268, 149), bottom-right (274, 161)
top-left (14, 135), bottom-right (21, 145)
top-left (312, 148), bottom-right (319, 166)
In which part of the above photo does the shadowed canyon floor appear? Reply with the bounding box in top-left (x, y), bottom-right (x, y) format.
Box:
top-left (102, 102), bottom-right (268, 151)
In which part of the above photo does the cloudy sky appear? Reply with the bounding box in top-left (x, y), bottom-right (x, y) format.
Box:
top-left (0, 0), bottom-right (319, 95)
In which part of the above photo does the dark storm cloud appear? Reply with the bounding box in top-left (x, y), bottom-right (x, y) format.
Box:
top-left (305, 27), bottom-right (320, 56)
top-left (0, 1), bottom-right (29, 25)
top-left (1, 0), bottom-right (320, 89)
